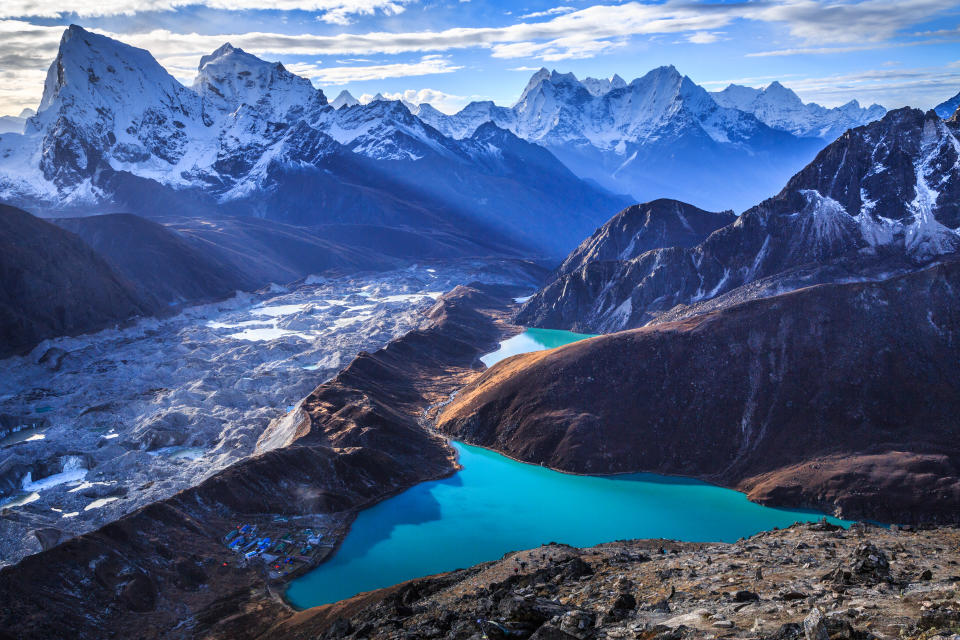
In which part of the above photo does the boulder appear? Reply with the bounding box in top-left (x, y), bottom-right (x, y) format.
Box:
top-left (803, 608), bottom-right (829, 640)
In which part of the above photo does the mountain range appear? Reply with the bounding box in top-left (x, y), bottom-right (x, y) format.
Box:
top-left (0, 108), bottom-right (35, 135)
top-left (417, 67), bottom-right (886, 212)
top-left (0, 25), bottom-right (903, 258)
top-left (0, 26), bottom-right (628, 258)
top-left (519, 106), bottom-right (960, 333)
top-left (438, 101), bottom-right (960, 527)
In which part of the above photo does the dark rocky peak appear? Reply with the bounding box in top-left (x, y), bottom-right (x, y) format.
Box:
top-left (557, 199), bottom-right (736, 276)
top-left (935, 89), bottom-right (960, 118)
top-left (780, 107), bottom-right (959, 234)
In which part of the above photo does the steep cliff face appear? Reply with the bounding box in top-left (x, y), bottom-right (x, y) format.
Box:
top-left (0, 204), bottom-right (156, 357)
top-left (442, 260), bottom-right (960, 525)
top-left (519, 108), bottom-right (960, 333)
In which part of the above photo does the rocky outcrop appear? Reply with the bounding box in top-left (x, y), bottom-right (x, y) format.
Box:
top-left (0, 283), bottom-right (523, 639)
top-left (269, 523), bottom-right (960, 640)
top-left (0, 204), bottom-right (156, 357)
top-left (441, 260), bottom-right (960, 524)
top-left (518, 108), bottom-right (960, 333)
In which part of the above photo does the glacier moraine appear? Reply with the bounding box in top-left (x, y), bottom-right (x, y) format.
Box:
top-left (0, 263), bottom-right (531, 566)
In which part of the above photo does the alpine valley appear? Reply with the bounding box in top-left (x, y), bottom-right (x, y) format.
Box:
top-left (3, 18), bottom-right (960, 640)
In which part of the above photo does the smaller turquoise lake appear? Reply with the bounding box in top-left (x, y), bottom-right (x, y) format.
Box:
top-left (480, 328), bottom-right (597, 367)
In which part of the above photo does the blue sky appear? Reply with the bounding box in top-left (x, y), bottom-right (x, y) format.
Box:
top-left (1, 0), bottom-right (959, 116)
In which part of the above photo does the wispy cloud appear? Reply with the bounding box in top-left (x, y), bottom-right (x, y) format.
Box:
top-left (687, 31), bottom-right (721, 44)
top-left (287, 55), bottom-right (461, 84)
top-left (747, 36), bottom-right (960, 57)
top-left (3, 1), bottom-right (958, 65)
top-left (744, 0), bottom-right (958, 45)
top-left (0, 0), bottom-right (412, 25)
top-left (1, 0), bottom-right (959, 113)
top-left (370, 87), bottom-right (475, 113)
top-left (518, 7), bottom-right (577, 20)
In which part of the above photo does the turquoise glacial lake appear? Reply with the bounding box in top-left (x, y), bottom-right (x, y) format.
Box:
top-left (480, 327), bottom-right (597, 368)
top-left (285, 329), bottom-right (849, 609)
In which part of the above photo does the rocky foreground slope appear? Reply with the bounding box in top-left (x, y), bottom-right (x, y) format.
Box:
top-left (441, 260), bottom-right (960, 525)
top-left (269, 522), bottom-right (960, 640)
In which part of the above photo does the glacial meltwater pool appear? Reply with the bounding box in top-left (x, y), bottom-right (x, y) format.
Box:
top-left (285, 328), bottom-right (850, 608)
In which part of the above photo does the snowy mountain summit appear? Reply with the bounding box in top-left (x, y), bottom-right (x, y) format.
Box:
top-left (193, 43), bottom-right (326, 120)
top-left (331, 90), bottom-right (360, 109)
top-left (711, 81), bottom-right (885, 140)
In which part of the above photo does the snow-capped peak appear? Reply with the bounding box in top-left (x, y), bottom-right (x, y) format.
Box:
top-left (331, 90), bottom-right (359, 109)
top-left (581, 74), bottom-right (627, 97)
top-left (193, 43), bottom-right (325, 119)
top-left (516, 67), bottom-right (552, 104)
top-left (762, 81), bottom-right (804, 107)
top-left (711, 81), bottom-right (885, 140)
top-left (36, 24), bottom-right (195, 120)
top-left (415, 103), bottom-right (444, 119)
top-left (24, 24), bottom-right (208, 195)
